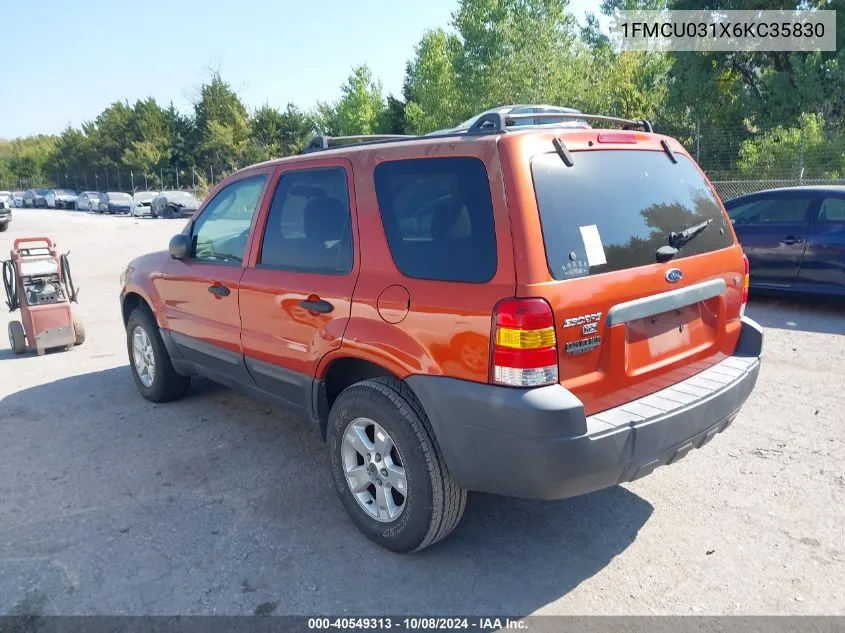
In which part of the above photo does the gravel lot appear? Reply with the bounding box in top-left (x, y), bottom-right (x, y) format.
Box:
top-left (1, 208), bottom-right (843, 616)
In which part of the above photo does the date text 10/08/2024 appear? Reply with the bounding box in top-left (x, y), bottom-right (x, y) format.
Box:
top-left (307, 617), bottom-right (528, 631)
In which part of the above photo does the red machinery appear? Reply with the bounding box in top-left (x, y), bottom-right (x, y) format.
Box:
top-left (3, 237), bottom-right (85, 355)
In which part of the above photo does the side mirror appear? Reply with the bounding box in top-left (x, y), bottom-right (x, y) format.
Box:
top-left (169, 233), bottom-right (191, 259)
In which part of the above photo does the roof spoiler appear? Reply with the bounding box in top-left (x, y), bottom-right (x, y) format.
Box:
top-left (466, 112), bottom-right (654, 135)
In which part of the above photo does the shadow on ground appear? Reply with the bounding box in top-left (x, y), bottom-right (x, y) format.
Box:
top-left (745, 293), bottom-right (845, 336)
top-left (0, 367), bottom-right (652, 615)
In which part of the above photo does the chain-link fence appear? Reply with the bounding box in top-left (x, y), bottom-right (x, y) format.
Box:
top-left (712, 178), bottom-right (845, 201)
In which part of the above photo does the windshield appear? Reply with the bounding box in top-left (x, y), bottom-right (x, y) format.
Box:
top-left (532, 150), bottom-right (733, 280)
top-left (134, 192), bottom-right (156, 201)
top-left (54, 189), bottom-right (74, 195)
top-left (109, 192), bottom-right (131, 200)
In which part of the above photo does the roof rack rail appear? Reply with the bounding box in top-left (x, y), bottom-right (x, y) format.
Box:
top-left (302, 134), bottom-right (416, 154)
top-left (466, 112), bottom-right (654, 135)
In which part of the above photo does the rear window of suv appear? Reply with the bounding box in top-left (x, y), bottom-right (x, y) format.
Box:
top-left (532, 150), bottom-right (733, 280)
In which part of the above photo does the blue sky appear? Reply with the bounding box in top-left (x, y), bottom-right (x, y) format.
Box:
top-left (0, 0), bottom-right (602, 139)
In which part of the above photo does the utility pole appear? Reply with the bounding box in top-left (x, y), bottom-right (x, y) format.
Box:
top-left (176, 168), bottom-right (179, 189)
top-left (131, 171), bottom-right (135, 192)
top-left (144, 172), bottom-right (148, 189)
top-left (798, 116), bottom-right (806, 183)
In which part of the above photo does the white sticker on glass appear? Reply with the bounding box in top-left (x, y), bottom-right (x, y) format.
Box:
top-left (579, 224), bottom-right (607, 267)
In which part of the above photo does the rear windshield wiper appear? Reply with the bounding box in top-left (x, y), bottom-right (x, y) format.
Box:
top-left (656, 218), bottom-right (713, 262)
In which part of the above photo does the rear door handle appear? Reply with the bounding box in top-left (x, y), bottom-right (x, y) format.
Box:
top-left (780, 237), bottom-right (803, 246)
top-left (208, 284), bottom-right (230, 297)
top-left (300, 298), bottom-right (334, 314)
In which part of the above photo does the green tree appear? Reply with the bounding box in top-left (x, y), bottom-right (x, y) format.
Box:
top-left (332, 65), bottom-right (386, 135)
top-left (403, 28), bottom-right (463, 134)
top-left (737, 114), bottom-right (845, 179)
top-left (278, 103), bottom-right (316, 154)
top-left (452, 0), bottom-right (579, 109)
top-left (88, 101), bottom-right (134, 177)
top-left (194, 72), bottom-right (251, 174)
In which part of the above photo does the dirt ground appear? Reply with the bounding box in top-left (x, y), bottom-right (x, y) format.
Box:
top-left (1, 209), bottom-right (843, 616)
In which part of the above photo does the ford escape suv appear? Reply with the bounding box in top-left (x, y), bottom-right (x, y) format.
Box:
top-left (119, 108), bottom-right (763, 552)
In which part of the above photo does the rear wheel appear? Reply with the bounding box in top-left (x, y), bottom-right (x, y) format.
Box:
top-left (327, 377), bottom-right (466, 552)
top-left (126, 306), bottom-right (190, 402)
top-left (72, 316), bottom-right (85, 346)
top-left (0, 222), bottom-right (8, 232)
top-left (8, 321), bottom-right (26, 354)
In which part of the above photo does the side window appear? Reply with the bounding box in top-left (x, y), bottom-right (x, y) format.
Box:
top-left (818, 197), bottom-right (845, 222)
top-left (191, 175), bottom-right (266, 263)
top-left (729, 197), bottom-right (811, 225)
top-left (258, 167), bottom-right (353, 274)
top-left (373, 157), bottom-right (497, 283)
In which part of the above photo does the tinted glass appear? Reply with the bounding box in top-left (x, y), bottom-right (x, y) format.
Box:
top-left (259, 167), bottom-right (352, 273)
top-left (818, 197), bottom-right (845, 222)
top-left (191, 175), bottom-right (266, 263)
top-left (532, 150), bottom-right (734, 280)
top-left (728, 197), bottom-right (812, 225)
top-left (374, 157), bottom-right (497, 283)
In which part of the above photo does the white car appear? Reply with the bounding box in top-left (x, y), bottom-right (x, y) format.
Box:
top-left (75, 191), bottom-right (101, 211)
top-left (131, 191), bottom-right (158, 216)
top-left (12, 192), bottom-right (24, 207)
top-left (0, 191), bottom-right (13, 209)
top-left (46, 189), bottom-right (79, 209)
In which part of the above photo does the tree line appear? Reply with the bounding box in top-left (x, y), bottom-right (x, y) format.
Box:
top-left (2, 0), bottom-right (844, 193)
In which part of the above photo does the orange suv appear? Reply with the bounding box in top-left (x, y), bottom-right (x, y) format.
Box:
top-left (119, 109), bottom-right (763, 552)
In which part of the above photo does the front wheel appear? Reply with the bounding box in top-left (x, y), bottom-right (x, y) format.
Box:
top-left (0, 222), bottom-right (8, 232)
top-left (8, 321), bottom-right (26, 354)
top-left (126, 307), bottom-right (190, 402)
top-left (327, 377), bottom-right (466, 552)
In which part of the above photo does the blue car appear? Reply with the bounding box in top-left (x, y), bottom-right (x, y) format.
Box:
top-left (724, 186), bottom-right (845, 296)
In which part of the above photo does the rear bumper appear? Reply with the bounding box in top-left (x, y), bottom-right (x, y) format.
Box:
top-left (407, 316), bottom-right (763, 500)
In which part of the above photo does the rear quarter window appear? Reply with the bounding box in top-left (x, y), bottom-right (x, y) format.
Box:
top-left (374, 157), bottom-right (497, 283)
top-left (532, 150), bottom-right (733, 280)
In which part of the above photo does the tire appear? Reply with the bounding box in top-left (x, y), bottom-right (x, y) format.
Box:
top-left (0, 222), bottom-right (8, 232)
top-left (72, 316), bottom-right (85, 346)
top-left (8, 321), bottom-right (26, 354)
top-left (126, 306), bottom-right (190, 402)
top-left (327, 376), bottom-right (466, 553)
top-left (163, 205), bottom-right (175, 219)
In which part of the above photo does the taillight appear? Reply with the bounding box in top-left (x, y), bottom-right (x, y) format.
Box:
top-left (596, 131), bottom-right (638, 144)
top-left (740, 254), bottom-right (750, 315)
top-left (492, 298), bottom-right (559, 388)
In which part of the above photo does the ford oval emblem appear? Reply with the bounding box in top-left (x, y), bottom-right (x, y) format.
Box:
top-left (665, 268), bottom-right (683, 283)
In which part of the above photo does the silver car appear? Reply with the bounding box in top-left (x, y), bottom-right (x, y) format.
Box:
top-left (75, 191), bottom-right (101, 211)
top-left (131, 191), bottom-right (158, 217)
top-left (12, 192), bottom-right (24, 207)
top-left (150, 190), bottom-right (201, 218)
top-left (46, 189), bottom-right (79, 209)
top-left (426, 104), bottom-right (587, 136)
